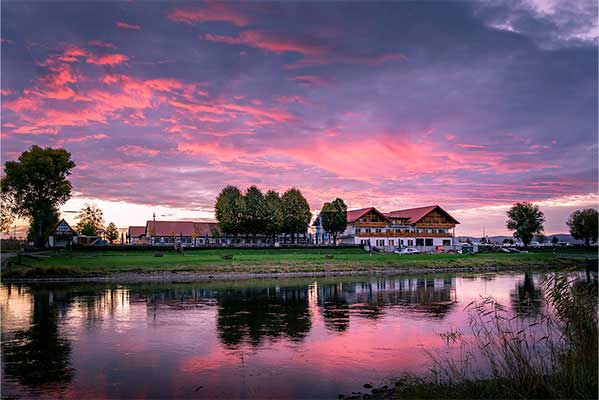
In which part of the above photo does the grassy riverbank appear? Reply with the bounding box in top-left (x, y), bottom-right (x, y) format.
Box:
top-left (2, 248), bottom-right (588, 278)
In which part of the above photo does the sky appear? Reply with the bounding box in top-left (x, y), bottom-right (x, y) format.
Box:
top-left (1, 0), bottom-right (597, 236)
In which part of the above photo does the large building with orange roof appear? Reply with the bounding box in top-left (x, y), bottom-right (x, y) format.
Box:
top-left (334, 205), bottom-right (459, 250)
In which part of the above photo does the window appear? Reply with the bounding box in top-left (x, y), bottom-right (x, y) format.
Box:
top-left (408, 240), bottom-right (414, 246)
top-left (389, 239), bottom-right (395, 246)
top-left (365, 228), bottom-right (371, 233)
top-left (416, 238), bottom-right (424, 246)
top-left (425, 238), bottom-right (433, 246)
top-left (376, 239), bottom-right (385, 246)
top-left (400, 239), bottom-right (404, 245)
top-left (375, 228), bottom-right (382, 233)
top-left (356, 228), bottom-right (361, 233)
top-left (443, 240), bottom-right (451, 246)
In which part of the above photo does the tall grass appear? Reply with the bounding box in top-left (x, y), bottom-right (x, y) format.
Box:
top-left (392, 270), bottom-right (598, 399)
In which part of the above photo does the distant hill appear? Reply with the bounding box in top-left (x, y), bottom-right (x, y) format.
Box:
top-left (455, 234), bottom-right (584, 244)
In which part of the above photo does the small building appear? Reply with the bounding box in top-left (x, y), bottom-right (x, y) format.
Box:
top-left (48, 218), bottom-right (76, 248)
top-left (128, 226), bottom-right (146, 244)
top-left (144, 220), bottom-right (221, 246)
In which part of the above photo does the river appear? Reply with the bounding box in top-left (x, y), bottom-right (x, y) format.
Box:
top-left (1, 271), bottom-right (550, 398)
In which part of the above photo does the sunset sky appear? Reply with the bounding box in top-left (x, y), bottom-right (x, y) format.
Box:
top-left (1, 1), bottom-right (597, 236)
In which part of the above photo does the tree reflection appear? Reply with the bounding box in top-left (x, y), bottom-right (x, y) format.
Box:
top-left (216, 287), bottom-right (311, 348)
top-left (2, 288), bottom-right (73, 390)
top-left (511, 273), bottom-right (544, 316)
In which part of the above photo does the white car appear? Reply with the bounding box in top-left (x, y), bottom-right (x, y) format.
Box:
top-left (394, 247), bottom-right (420, 255)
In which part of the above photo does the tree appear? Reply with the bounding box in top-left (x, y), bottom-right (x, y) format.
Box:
top-left (264, 190), bottom-right (283, 241)
top-left (506, 202), bottom-right (545, 247)
top-left (0, 188), bottom-right (16, 235)
top-left (551, 236), bottom-right (559, 245)
top-left (242, 186), bottom-right (268, 238)
top-left (1, 146), bottom-right (75, 247)
top-left (75, 204), bottom-right (104, 236)
top-left (105, 222), bottom-right (119, 243)
top-left (215, 185), bottom-right (244, 236)
top-left (535, 234), bottom-right (546, 244)
top-left (567, 208), bottom-right (598, 245)
top-left (281, 188), bottom-right (311, 242)
top-left (320, 198), bottom-right (347, 245)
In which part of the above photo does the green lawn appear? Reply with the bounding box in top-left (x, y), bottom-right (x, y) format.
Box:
top-left (3, 248), bottom-right (587, 277)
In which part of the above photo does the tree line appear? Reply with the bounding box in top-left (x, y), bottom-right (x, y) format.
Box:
top-left (215, 185), bottom-right (312, 241)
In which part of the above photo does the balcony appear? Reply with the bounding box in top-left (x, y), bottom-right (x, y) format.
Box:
top-left (355, 231), bottom-right (453, 238)
top-left (354, 222), bottom-right (388, 227)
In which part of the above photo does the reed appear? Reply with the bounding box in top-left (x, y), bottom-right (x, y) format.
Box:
top-left (391, 270), bottom-right (598, 399)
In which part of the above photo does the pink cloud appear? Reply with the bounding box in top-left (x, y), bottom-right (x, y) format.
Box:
top-left (203, 31), bottom-right (325, 55)
top-left (117, 145), bottom-right (160, 157)
top-left (53, 133), bottom-right (109, 146)
top-left (86, 53), bottom-right (129, 65)
top-left (116, 21), bottom-right (141, 30)
top-left (1, 89), bottom-right (12, 96)
top-left (290, 75), bottom-right (332, 86)
top-left (202, 30), bottom-right (405, 69)
top-left (88, 40), bottom-right (117, 49)
top-left (167, 3), bottom-right (249, 26)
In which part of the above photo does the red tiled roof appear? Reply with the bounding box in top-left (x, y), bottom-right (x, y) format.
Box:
top-left (128, 226), bottom-right (146, 238)
top-left (346, 207), bottom-right (390, 223)
top-left (385, 205), bottom-right (460, 224)
top-left (145, 221), bottom-right (220, 237)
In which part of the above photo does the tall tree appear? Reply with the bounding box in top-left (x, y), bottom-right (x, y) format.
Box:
top-left (506, 202), bottom-right (545, 247)
top-left (1, 146), bottom-right (75, 247)
top-left (551, 236), bottom-right (559, 245)
top-left (215, 185), bottom-right (244, 236)
top-left (567, 208), bottom-right (598, 245)
top-left (320, 198), bottom-right (347, 245)
top-left (243, 186), bottom-right (268, 237)
top-left (105, 222), bottom-right (119, 243)
top-left (264, 190), bottom-right (283, 241)
top-left (281, 188), bottom-right (311, 242)
top-left (75, 204), bottom-right (104, 236)
top-left (0, 188), bottom-right (16, 235)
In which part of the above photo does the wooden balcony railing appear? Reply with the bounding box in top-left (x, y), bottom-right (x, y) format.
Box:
top-left (354, 222), bottom-right (388, 227)
top-left (355, 231), bottom-right (453, 238)
top-left (414, 223), bottom-right (456, 229)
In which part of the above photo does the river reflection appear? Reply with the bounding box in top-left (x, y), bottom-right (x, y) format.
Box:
top-left (0, 272), bottom-right (561, 398)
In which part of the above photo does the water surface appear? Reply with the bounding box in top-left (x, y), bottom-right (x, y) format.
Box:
top-left (1, 271), bottom-right (548, 399)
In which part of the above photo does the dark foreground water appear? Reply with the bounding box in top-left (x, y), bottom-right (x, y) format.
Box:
top-left (1, 272), bottom-right (550, 399)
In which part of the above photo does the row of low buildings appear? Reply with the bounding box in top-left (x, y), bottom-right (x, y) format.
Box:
top-left (50, 204), bottom-right (460, 251)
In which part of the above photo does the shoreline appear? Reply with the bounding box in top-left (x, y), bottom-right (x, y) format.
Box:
top-left (0, 263), bottom-right (571, 284)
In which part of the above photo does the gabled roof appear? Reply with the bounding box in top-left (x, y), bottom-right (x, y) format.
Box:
top-left (145, 221), bottom-right (220, 237)
top-left (346, 207), bottom-right (390, 223)
top-left (52, 218), bottom-right (75, 234)
top-left (128, 226), bottom-right (146, 238)
top-left (385, 205), bottom-right (460, 224)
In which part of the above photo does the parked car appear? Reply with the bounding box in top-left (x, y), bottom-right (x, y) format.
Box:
top-left (394, 247), bottom-right (420, 255)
